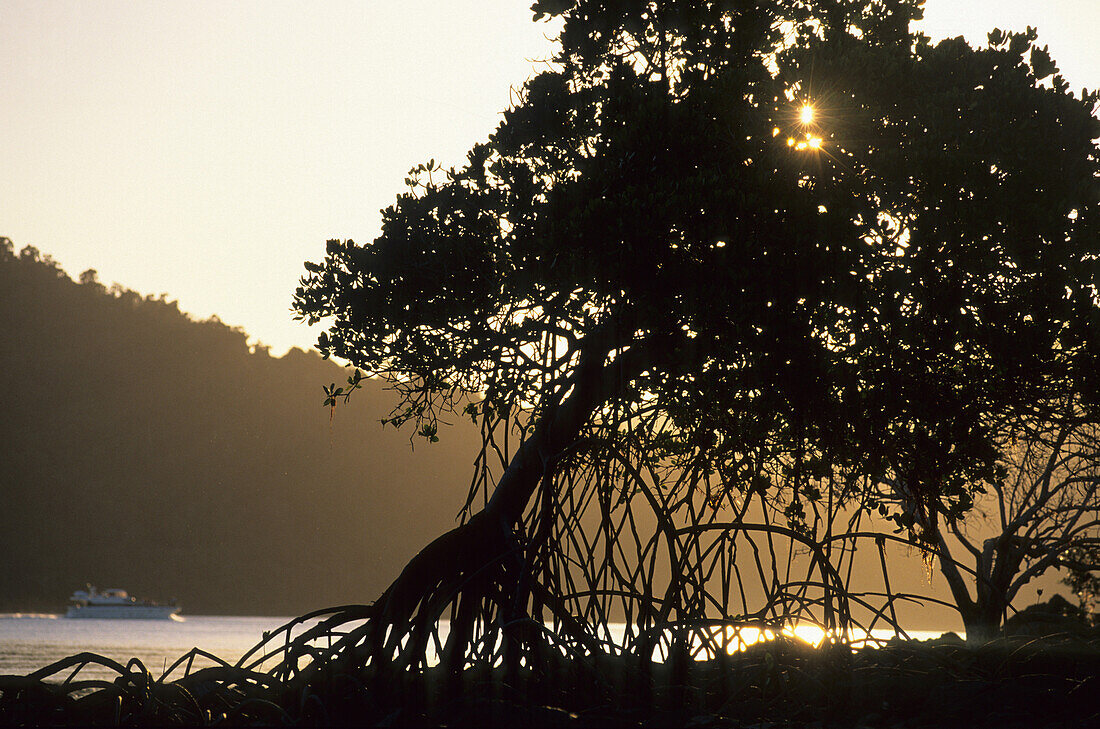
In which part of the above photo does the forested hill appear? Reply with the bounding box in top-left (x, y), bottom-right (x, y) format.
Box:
top-left (0, 239), bottom-right (479, 615)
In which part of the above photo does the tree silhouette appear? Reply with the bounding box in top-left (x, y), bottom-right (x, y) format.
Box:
top-left (294, 0), bottom-right (1099, 675)
top-left (905, 399), bottom-right (1100, 643)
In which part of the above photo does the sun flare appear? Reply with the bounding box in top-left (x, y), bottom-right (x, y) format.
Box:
top-left (800, 104), bottom-right (815, 124)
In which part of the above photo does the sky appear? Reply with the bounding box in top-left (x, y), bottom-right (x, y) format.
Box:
top-left (2, 1), bottom-right (1098, 356)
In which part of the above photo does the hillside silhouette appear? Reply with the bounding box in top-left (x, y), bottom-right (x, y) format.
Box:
top-left (0, 238), bottom-right (479, 615)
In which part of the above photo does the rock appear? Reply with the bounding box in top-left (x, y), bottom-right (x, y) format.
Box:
top-left (928, 631), bottom-right (964, 645)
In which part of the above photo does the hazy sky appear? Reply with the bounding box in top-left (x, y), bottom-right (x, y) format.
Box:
top-left (3, 1), bottom-right (1097, 356)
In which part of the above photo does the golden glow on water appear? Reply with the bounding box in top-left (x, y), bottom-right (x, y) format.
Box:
top-left (725, 627), bottom-right (772, 651)
top-left (807, 136), bottom-right (823, 149)
top-left (786, 624), bottom-right (828, 646)
top-left (720, 624), bottom-right (827, 653)
top-left (800, 104), bottom-right (815, 124)
top-left (711, 623), bottom-right (958, 656)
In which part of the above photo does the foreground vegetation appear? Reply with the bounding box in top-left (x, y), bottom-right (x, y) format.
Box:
top-left (3, 608), bottom-right (1100, 727)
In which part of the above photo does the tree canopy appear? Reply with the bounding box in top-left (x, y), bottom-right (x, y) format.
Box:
top-left (293, 0), bottom-right (1099, 665)
top-left (297, 0), bottom-right (1097, 527)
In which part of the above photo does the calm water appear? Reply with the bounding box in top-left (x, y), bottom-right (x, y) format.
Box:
top-left (0, 614), bottom-right (302, 682)
top-left (0, 614), bottom-right (955, 684)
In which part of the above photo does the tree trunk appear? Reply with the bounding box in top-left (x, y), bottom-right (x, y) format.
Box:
top-left (932, 531), bottom-right (1008, 645)
top-left (362, 328), bottom-right (664, 672)
top-left (961, 605), bottom-right (1003, 646)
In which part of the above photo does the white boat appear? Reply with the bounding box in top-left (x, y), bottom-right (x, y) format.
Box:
top-left (65, 586), bottom-right (180, 619)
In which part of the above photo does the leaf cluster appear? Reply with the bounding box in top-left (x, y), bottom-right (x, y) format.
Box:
top-left (294, 0), bottom-right (1100, 530)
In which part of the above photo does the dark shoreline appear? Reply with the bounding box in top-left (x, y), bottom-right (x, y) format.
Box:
top-left (3, 634), bottom-right (1099, 727)
top-left (352, 636), bottom-right (1100, 728)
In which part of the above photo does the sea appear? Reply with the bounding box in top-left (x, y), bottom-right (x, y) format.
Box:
top-left (0, 614), bottom-right (308, 683)
top-left (0, 614), bottom-right (956, 684)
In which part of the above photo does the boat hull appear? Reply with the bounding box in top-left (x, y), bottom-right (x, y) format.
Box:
top-left (65, 605), bottom-right (180, 619)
